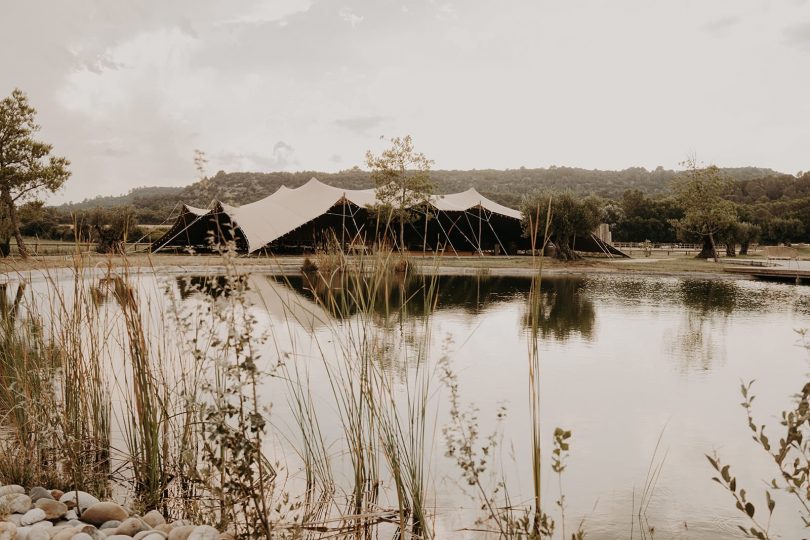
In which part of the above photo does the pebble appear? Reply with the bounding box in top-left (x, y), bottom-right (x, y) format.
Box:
top-left (188, 526), bottom-right (220, 540)
top-left (79, 501), bottom-right (129, 526)
top-left (114, 517), bottom-right (149, 536)
top-left (35, 498), bottom-right (68, 519)
top-left (59, 490), bottom-right (101, 511)
top-left (65, 509), bottom-right (79, 520)
top-left (143, 509), bottom-right (166, 528)
top-left (73, 534), bottom-right (94, 540)
top-left (0, 522), bottom-right (15, 540)
top-left (0, 492), bottom-right (32, 513)
top-left (17, 528), bottom-right (50, 540)
top-left (100, 520), bottom-right (122, 530)
top-left (28, 486), bottom-right (54, 502)
top-left (20, 508), bottom-right (47, 526)
top-left (51, 528), bottom-right (82, 540)
top-left (167, 525), bottom-right (196, 540)
top-left (0, 485), bottom-right (25, 497)
top-left (138, 533), bottom-right (169, 540)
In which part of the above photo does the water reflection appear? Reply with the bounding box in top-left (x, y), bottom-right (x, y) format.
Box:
top-left (170, 273), bottom-right (601, 342)
top-left (665, 280), bottom-right (743, 372)
top-left (271, 273), bottom-right (532, 320)
top-left (527, 277), bottom-right (596, 341)
top-left (678, 280), bottom-right (741, 315)
top-left (0, 282), bottom-right (25, 321)
top-left (176, 275), bottom-right (249, 300)
top-left (90, 276), bottom-right (132, 306)
top-left (21, 269), bottom-right (810, 539)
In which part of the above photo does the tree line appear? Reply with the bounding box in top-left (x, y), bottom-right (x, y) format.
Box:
top-left (1, 88), bottom-right (807, 259)
top-left (521, 162), bottom-right (810, 260)
top-left (57, 165), bottom-right (781, 225)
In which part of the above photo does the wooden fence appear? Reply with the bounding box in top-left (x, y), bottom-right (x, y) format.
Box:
top-left (8, 241), bottom-right (154, 256)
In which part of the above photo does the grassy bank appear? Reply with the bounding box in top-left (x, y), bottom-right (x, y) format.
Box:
top-left (0, 249), bottom-right (760, 280)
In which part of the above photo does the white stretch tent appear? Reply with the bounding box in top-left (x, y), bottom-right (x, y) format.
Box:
top-left (214, 178), bottom-right (378, 252)
top-left (431, 188), bottom-right (521, 220)
top-left (151, 203), bottom-right (211, 250)
top-left (154, 178), bottom-right (524, 254)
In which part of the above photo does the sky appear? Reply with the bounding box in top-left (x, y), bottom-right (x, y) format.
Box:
top-left (1, 0), bottom-right (809, 203)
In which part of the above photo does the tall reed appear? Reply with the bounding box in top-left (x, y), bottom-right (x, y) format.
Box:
top-left (526, 198), bottom-right (554, 534)
top-left (279, 246), bottom-right (437, 538)
top-left (0, 258), bottom-right (112, 496)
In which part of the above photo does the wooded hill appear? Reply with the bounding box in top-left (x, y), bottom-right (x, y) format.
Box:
top-left (57, 165), bottom-right (779, 224)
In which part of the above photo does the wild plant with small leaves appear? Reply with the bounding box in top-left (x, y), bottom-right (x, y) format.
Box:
top-left (188, 243), bottom-right (279, 538)
top-left (440, 353), bottom-right (581, 538)
top-left (708, 329), bottom-right (810, 539)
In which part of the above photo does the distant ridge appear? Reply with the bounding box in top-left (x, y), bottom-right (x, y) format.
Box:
top-left (56, 166), bottom-right (782, 223)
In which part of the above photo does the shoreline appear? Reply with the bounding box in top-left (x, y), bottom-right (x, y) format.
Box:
top-left (0, 252), bottom-right (757, 282)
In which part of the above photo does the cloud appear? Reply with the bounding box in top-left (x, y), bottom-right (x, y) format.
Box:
top-left (217, 141), bottom-right (297, 171)
top-left (2, 0), bottom-right (810, 203)
top-left (334, 115), bottom-right (387, 135)
top-left (783, 21), bottom-right (810, 50)
top-left (223, 0), bottom-right (312, 25)
top-left (339, 7), bottom-right (364, 27)
top-left (701, 16), bottom-right (741, 35)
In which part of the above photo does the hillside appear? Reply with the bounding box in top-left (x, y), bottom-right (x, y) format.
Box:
top-left (56, 166), bottom-right (781, 224)
top-left (60, 186), bottom-right (185, 211)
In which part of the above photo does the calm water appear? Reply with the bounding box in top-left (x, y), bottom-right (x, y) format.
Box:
top-left (13, 270), bottom-right (810, 539)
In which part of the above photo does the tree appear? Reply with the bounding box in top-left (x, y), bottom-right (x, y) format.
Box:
top-left (735, 222), bottom-right (761, 255)
top-left (610, 189), bottom-right (682, 243)
top-left (74, 207), bottom-right (140, 254)
top-left (0, 89), bottom-right (70, 258)
top-left (765, 217), bottom-right (804, 246)
top-left (365, 135), bottom-right (434, 251)
top-left (18, 200), bottom-right (59, 238)
top-left (672, 160), bottom-right (738, 260)
top-left (520, 192), bottom-right (602, 260)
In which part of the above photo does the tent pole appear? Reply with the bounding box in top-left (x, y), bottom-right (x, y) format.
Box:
top-left (423, 208), bottom-right (428, 253)
top-left (484, 210), bottom-right (511, 258)
top-left (478, 202), bottom-right (484, 257)
top-left (341, 197), bottom-right (346, 253)
top-left (462, 211), bottom-right (480, 254)
top-left (435, 211), bottom-right (460, 258)
top-left (152, 210), bottom-right (210, 254)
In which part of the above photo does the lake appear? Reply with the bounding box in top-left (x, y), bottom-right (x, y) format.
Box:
top-left (11, 269), bottom-right (810, 539)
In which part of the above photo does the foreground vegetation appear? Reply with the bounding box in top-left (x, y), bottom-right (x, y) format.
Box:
top-left (0, 245), bottom-right (592, 539)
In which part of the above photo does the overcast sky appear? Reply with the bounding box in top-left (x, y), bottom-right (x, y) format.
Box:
top-left (1, 0), bottom-right (809, 203)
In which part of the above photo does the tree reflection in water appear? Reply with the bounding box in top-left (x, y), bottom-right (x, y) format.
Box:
top-left (667, 280), bottom-right (741, 372)
top-left (523, 277), bottom-right (596, 342)
top-left (271, 273), bottom-right (532, 321)
top-left (174, 273), bottom-right (599, 342)
top-left (176, 275), bottom-right (249, 300)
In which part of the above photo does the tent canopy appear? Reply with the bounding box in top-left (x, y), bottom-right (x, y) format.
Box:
top-left (153, 178), bottom-right (526, 253)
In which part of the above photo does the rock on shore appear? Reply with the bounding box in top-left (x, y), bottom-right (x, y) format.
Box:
top-left (0, 485), bottom-right (234, 540)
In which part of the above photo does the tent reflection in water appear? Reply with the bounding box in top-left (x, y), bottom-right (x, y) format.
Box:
top-left (151, 178), bottom-right (528, 255)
